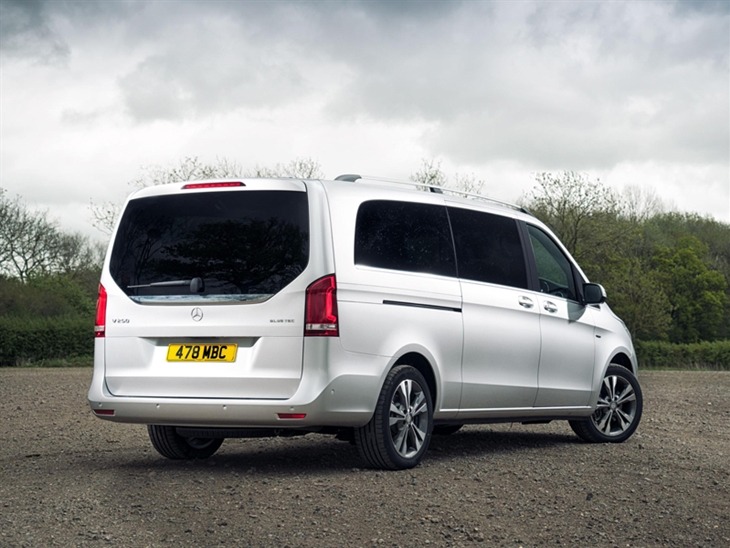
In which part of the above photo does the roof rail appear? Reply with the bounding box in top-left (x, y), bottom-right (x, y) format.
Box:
top-left (334, 174), bottom-right (361, 182)
top-left (333, 174), bottom-right (528, 213)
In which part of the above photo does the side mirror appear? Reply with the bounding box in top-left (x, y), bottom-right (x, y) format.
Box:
top-left (583, 283), bottom-right (607, 305)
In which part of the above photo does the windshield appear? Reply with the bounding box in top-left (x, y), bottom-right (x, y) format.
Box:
top-left (110, 190), bottom-right (309, 304)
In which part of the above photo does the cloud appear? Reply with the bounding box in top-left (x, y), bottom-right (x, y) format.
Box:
top-left (0, 0), bottom-right (70, 63)
top-left (18, 1), bottom-right (723, 171)
top-left (0, 0), bottom-right (727, 233)
top-left (322, 1), bottom-right (729, 169)
top-left (108, 1), bottom-right (353, 123)
top-left (118, 37), bottom-right (310, 122)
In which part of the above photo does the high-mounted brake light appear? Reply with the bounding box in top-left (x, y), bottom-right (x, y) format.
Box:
top-left (304, 275), bottom-right (339, 337)
top-left (182, 182), bottom-right (245, 189)
top-left (94, 284), bottom-right (107, 338)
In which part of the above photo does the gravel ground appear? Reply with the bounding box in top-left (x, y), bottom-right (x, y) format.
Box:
top-left (1, 368), bottom-right (728, 547)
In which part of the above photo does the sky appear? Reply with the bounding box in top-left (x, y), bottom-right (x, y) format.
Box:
top-left (1, 0), bottom-right (729, 241)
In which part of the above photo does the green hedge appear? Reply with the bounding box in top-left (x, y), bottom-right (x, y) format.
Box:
top-left (636, 340), bottom-right (730, 371)
top-left (1, 316), bottom-right (728, 371)
top-left (0, 316), bottom-right (93, 366)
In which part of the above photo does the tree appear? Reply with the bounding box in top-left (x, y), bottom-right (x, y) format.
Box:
top-left (523, 171), bottom-right (621, 259)
top-left (652, 237), bottom-right (728, 343)
top-left (1, 191), bottom-right (59, 281)
top-left (643, 212), bottom-right (730, 281)
top-left (0, 188), bottom-right (99, 282)
top-left (250, 157), bottom-right (324, 179)
top-left (600, 258), bottom-right (672, 341)
top-left (410, 158), bottom-right (447, 189)
top-left (54, 233), bottom-right (104, 276)
top-left (620, 184), bottom-right (666, 223)
top-left (640, 213), bottom-right (730, 340)
top-left (452, 172), bottom-right (485, 195)
top-left (0, 189), bottom-right (12, 269)
top-left (90, 156), bottom-right (325, 234)
top-left (410, 158), bottom-right (486, 195)
top-left (90, 157), bottom-right (245, 234)
top-left (130, 156), bottom-right (243, 188)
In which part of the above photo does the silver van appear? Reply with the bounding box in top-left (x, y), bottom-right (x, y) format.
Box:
top-left (88, 175), bottom-right (643, 470)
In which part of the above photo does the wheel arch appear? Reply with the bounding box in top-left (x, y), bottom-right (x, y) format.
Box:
top-left (590, 347), bottom-right (639, 407)
top-left (392, 351), bottom-right (438, 410)
top-left (610, 352), bottom-right (635, 374)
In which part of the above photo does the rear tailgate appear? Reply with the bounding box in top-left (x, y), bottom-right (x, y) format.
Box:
top-left (102, 180), bottom-right (312, 399)
top-left (103, 289), bottom-right (305, 398)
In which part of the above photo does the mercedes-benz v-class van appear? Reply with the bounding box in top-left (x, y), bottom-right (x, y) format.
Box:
top-left (88, 175), bottom-right (642, 470)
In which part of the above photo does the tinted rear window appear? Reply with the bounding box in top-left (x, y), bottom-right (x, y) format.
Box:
top-left (355, 200), bottom-right (456, 277)
top-left (110, 190), bottom-right (309, 303)
top-left (448, 207), bottom-right (528, 289)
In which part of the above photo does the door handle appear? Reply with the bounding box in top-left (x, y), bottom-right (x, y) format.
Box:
top-left (543, 301), bottom-right (558, 313)
top-left (518, 296), bottom-right (534, 309)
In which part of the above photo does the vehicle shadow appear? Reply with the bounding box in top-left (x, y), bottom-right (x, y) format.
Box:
top-left (111, 426), bottom-right (581, 476)
top-left (427, 428), bottom-right (579, 462)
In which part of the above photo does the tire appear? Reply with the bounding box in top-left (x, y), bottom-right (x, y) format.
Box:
top-left (432, 424), bottom-right (464, 436)
top-left (147, 425), bottom-right (224, 459)
top-left (355, 365), bottom-right (433, 470)
top-left (570, 365), bottom-right (643, 443)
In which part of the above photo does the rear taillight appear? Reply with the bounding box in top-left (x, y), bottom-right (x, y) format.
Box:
top-left (95, 284), bottom-right (107, 338)
top-left (305, 275), bottom-right (338, 337)
top-left (277, 413), bottom-right (307, 420)
top-left (93, 409), bottom-right (115, 416)
top-left (182, 182), bottom-right (245, 189)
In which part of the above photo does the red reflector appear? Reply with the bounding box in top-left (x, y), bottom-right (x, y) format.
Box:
top-left (94, 284), bottom-right (107, 338)
top-left (277, 413), bottom-right (307, 420)
top-left (93, 409), bottom-right (115, 416)
top-left (304, 275), bottom-right (338, 337)
top-left (182, 182), bottom-right (245, 189)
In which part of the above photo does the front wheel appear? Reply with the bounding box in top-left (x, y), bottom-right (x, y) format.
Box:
top-left (147, 425), bottom-right (224, 459)
top-left (355, 365), bottom-right (433, 470)
top-left (570, 365), bottom-right (643, 443)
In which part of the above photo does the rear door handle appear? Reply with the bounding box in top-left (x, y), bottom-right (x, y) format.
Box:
top-left (518, 296), bottom-right (534, 309)
top-left (543, 301), bottom-right (558, 313)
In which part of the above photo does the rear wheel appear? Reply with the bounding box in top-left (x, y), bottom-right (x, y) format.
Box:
top-left (355, 365), bottom-right (433, 470)
top-left (147, 425), bottom-right (223, 459)
top-left (570, 365), bottom-right (643, 443)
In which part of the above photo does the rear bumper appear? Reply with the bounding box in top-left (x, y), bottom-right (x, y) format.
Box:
top-left (88, 379), bottom-right (376, 428)
top-left (88, 338), bottom-right (385, 428)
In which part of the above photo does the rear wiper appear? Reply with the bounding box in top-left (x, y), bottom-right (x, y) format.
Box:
top-left (128, 277), bottom-right (205, 293)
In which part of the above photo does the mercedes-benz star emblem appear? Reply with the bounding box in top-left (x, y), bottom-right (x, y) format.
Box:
top-left (191, 307), bottom-right (204, 322)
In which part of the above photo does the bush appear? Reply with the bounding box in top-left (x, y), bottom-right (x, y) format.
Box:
top-left (0, 275), bottom-right (96, 319)
top-left (0, 316), bottom-right (93, 366)
top-left (636, 340), bottom-right (730, 371)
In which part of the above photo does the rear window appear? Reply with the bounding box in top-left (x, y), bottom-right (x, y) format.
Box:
top-left (110, 190), bottom-right (309, 303)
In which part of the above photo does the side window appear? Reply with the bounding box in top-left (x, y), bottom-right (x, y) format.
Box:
top-left (355, 200), bottom-right (456, 277)
top-left (527, 225), bottom-right (577, 301)
top-left (448, 207), bottom-right (528, 289)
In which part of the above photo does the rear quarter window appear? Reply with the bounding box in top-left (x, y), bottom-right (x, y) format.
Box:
top-left (354, 200), bottom-right (456, 277)
top-left (110, 190), bottom-right (309, 303)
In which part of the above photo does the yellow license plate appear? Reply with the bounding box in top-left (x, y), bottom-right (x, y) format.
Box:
top-left (166, 343), bottom-right (237, 362)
